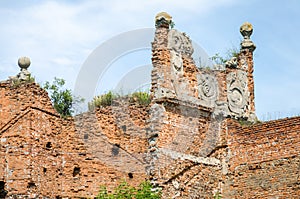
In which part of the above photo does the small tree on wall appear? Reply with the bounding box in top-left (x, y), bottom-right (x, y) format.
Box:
top-left (43, 77), bottom-right (84, 117)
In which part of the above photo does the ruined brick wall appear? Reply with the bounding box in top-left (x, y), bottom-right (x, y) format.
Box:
top-left (225, 118), bottom-right (300, 198)
top-left (148, 12), bottom-right (299, 198)
top-left (1, 13), bottom-right (300, 199)
top-left (3, 80), bottom-right (299, 199)
top-left (0, 82), bottom-right (148, 198)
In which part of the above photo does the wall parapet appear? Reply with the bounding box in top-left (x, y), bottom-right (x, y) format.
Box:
top-left (227, 117), bottom-right (300, 169)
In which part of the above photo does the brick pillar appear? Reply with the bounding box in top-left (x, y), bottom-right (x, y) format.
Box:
top-left (150, 12), bottom-right (171, 98)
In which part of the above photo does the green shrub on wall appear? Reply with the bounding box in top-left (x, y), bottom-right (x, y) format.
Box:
top-left (96, 181), bottom-right (161, 199)
top-left (43, 77), bottom-right (84, 117)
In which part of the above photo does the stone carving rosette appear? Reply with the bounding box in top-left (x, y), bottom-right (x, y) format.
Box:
top-left (197, 74), bottom-right (218, 106)
top-left (227, 71), bottom-right (248, 115)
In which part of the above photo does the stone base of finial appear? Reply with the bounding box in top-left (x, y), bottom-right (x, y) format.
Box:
top-left (6, 57), bottom-right (34, 85)
top-left (17, 69), bottom-right (31, 81)
top-left (241, 39), bottom-right (256, 52)
top-left (8, 69), bottom-right (34, 86)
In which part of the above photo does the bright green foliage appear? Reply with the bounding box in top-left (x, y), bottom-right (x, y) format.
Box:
top-left (129, 92), bottom-right (151, 106)
top-left (96, 181), bottom-right (161, 199)
top-left (135, 181), bottom-right (160, 199)
top-left (43, 77), bottom-right (83, 117)
top-left (214, 191), bottom-right (222, 199)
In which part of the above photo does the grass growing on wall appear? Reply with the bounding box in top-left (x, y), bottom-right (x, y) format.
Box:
top-left (88, 91), bottom-right (151, 110)
top-left (129, 91), bottom-right (151, 106)
top-left (88, 91), bottom-right (117, 110)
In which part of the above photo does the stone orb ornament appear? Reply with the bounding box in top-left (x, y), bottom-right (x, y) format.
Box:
top-left (18, 56), bottom-right (31, 70)
top-left (240, 22), bottom-right (253, 39)
top-left (240, 22), bottom-right (256, 52)
top-left (155, 12), bottom-right (172, 23)
top-left (155, 12), bottom-right (172, 28)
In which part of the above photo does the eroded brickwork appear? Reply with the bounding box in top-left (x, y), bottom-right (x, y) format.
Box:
top-left (225, 118), bottom-right (300, 198)
top-left (0, 82), bottom-right (148, 198)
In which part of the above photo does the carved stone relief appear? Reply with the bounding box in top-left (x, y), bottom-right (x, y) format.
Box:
top-left (197, 74), bottom-right (218, 106)
top-left (170, 50), bottom-right (183, 73)
top-left (165, 29), bottom-right (251, 118)
top-left (167, 29), bottom-right (194, 56)
top-left (227, 71), bottom-right (248, 115)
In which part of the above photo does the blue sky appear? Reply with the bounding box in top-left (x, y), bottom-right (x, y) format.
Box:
top-left (0, 0), bottom-right (299, 120)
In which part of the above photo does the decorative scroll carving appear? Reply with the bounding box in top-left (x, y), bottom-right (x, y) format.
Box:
top-left (197, 74), bottom-right (218, 103)
top-left (239, 54), bottom-right (248, 70)
top-left (227, 71), bottom-right (248, 115)
top-left (167, 29), bottom-right (194, 56)
top-left (225, 57), bottom-right (238, 68)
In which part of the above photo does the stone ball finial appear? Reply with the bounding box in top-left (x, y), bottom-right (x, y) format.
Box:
top-left (18, 56), bottom-right (31, 70)
top-left (155, 12), bottom-right (172, 28)
top-left (240, 22), bottom-right (256, 52)
top-left (240, 22), bottom-right (253, 39)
